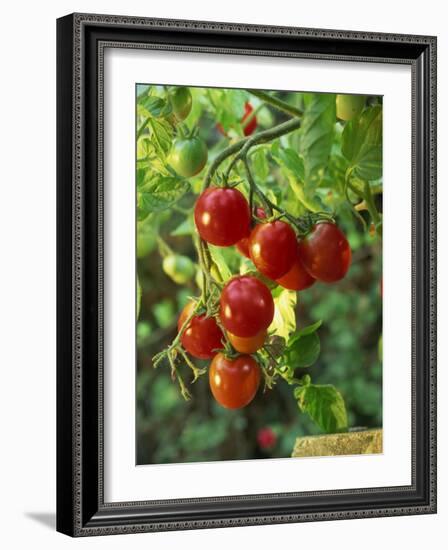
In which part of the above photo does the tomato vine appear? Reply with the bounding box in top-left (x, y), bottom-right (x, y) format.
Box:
top-left (137, 84), bottom-right (382, 434)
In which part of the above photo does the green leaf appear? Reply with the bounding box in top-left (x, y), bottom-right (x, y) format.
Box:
top-left (137, 135), bottom-right (154, 161)
top-left (341, 105), bottom-right (382, 181)
top-left (297, 320), bottom-right (322, 337)
top-left (271, 143), bottom-right (321, 212)
top-left (137, 167), bottom-right (147, 188)
top-left (251, 148), bottom-right (270, 181)
top-left (294, 384), bottom-right (348, 433)
top-left (285, 332), bottom-right (320, 368)
top-left (139, 176), bottom-right (190, 214)
top-left (171, 216), bottom-right (194, 236)
top-left (271, 145), bottom-right (305, 181)
top-left (207, 88), bottom-right (247, 133)
top-left (282, 320), bottom-right (322, 369)
top-left (269, 289), bottom-right (297, 340)
top-left (208, 245), bottom-right (233, 282)
top-left (147, 117), bottom-right (173, 160)
top-left (299, 93), bottom-right (336, 188)
top-left (140, 95), bottom-right (172, 118)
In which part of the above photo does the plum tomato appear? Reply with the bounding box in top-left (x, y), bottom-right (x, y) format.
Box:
top-left (220, 275), bottom-right (274, 338)
top-left (178, 302), bottom-right (223, 359)
top-left (249, 221), bottom-right (297, 279)
top-left (275, 250), bottom-right (316, 291)
top-left (236, 207), bottom-right (267, 258)
top-left (194, 187), bottom-right (251, 246)
top-left (242, 102), bottom-right (257, 136)
top-left (209, 352), bottom-right (261, 409)
top-left (298, 222), bottom-right (351, 283)
top-left (227, 329), bottom-right (267, 354)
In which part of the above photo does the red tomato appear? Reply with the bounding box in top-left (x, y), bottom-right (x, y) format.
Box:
top-left (209, 353), bottom-right (261, 409)
top-left (275, 250), bottom-right (316, 291)
top-left (242, 102), bottom-right (257, 136)
top-left (216, 122), bottom-right (227, 137)
top-left (228, 329), bottom-right (267, 354)
top-left (257, 427), bottom-right (277, 450)
top-left (236, 207), bottom-right (267, 258)
top-left (194, 187), bottom-right (250, 246)
top-left (298, 222), bottom-right (351, 283)
top-left (216, 102), bottom-right (257, 138)
top-left (178, 302), bottom-right (223, 359)
top-left (220, 275), bottom-right (274, 337)
top-left (249, 221), bottom-right (297, 279)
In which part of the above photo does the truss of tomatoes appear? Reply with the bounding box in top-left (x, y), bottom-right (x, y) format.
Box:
top-left (174, 186), bottom-right (352, 410)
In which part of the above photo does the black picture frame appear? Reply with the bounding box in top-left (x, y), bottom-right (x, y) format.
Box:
top-left (56, 13), bottom-right (437, 537)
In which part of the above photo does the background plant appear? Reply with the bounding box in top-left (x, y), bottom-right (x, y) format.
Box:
top-left (136, 85), bottom-right (382, 464)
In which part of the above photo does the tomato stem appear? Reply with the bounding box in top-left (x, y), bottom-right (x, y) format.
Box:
top-left (247, 89), bottom-right (304, 118)
top-left (204, 117), bottom-right (302, 190)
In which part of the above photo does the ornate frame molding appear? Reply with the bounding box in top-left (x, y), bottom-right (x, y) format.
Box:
top-left (56, 13), bottom-right (437, 537)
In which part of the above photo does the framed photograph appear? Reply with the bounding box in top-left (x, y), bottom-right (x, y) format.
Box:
top-left (56, 13), bottom-right (437, 537)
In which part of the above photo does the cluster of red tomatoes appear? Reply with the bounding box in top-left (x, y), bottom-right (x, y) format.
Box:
top-left (177, 185), bottom-right (351, 410)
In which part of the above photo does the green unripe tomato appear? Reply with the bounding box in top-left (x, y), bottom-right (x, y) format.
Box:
top-left (169, 136), bottom-right (208, 177)
top-left (163, 254), bottom-right (195, 285)
top-left (170, 87), bottom-right (192, 121)
top-left (336, 94), bottom-right (366, 121)
top-left (137, 223), bottom-right (157, 258)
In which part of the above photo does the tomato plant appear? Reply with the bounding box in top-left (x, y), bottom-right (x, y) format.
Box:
top-left (138, 84), bottom-right (382, 437)
top-left (209, 353), bottom-right (261, 409)
top-left (194, 187), bottom-right (251, 246)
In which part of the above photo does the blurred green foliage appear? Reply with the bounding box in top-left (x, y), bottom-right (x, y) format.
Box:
top-left (136, 84), bottom-right (382, 465)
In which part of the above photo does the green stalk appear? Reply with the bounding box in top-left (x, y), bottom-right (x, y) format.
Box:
top-left (204, 117), bottom-right (302, 189)
top-left (248, 89), bottom-right (303, 118)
